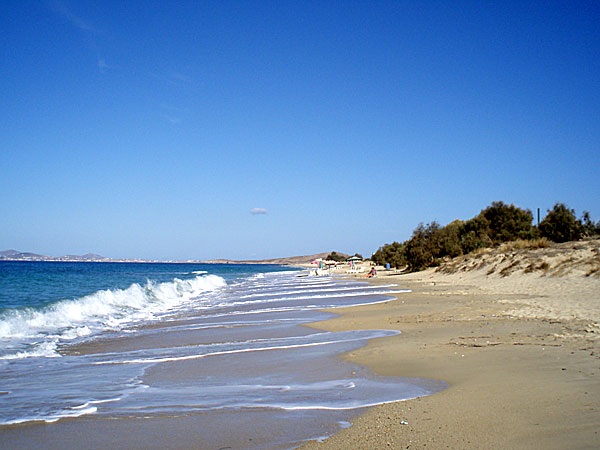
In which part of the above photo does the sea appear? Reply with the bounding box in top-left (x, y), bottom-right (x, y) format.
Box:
top-left (0, 261), bottom-right (445, 449)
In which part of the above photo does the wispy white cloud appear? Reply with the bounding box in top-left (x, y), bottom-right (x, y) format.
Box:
top-left (161, 114), bottom-right (181, 124)
top-left (48, 1), bottom-right (112, 74)
top-left (97, 57), bottom-right (110, 73)
top-left (158, 105), bottom-right (186, 124)
top-left (50, 0), bottom-right (95, 32)
top-left (250, 208), bottom-right (268, 215)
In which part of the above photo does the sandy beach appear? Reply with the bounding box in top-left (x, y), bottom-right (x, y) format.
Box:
top-left (302, 241), bottom-right (600, 449)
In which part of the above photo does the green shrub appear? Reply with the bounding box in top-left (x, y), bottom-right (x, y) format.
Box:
top-left (403, 221), bottom-right (461, 271)
top-left (433, 220), bottom-right (463, 258)
top-left (371, 241), bottom-right (406, 268)
top-left (479, 201), bottom-right (535, 243)
top-left (539, 203), bottom-right (583, 243)
top-left (458, 216), bottom-right (492, 253)
top-left (581, 211), bottom-right (600, 237)
top-left (403, 223), bottom-right (436, 271)
top-left (326, 251), bottom-right (347, 262)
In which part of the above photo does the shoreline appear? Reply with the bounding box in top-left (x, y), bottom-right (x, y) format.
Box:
top-left (1, 266), bottom-right (421, 449)
top-left (301, 266), bottom-right (600, 449)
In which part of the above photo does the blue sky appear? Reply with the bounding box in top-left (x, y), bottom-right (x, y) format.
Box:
top-left (1, 1), bottom-right (599, 260)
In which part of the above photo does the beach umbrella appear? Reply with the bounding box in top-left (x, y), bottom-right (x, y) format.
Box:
top-left (310, 258), bottom-right (325, 269)
top-left (346, 256), bottom-right (361, 270)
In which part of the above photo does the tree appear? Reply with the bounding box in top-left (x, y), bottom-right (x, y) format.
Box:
top-left (400, 221), bottom-right (465, 271)
top-left (403, 222), bottom-right (440, 271)
top-left (326, 251), bottom-right (346, 262)
top-left (458, 216), bottom-right (492, 253)
top-left (581, 211), bottom-right (600, 237)
top-left (432, 220), bottom-right (462, 258)
top-left (371, 242), bottom-right (405, 268)
top-left (538, 203), bottom-right (583, 242)
top-left (479, 201), bottom-right (534, 243)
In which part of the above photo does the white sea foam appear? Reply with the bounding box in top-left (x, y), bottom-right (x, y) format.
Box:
top-left (1, 341), bottom-right (60, 359)
top-left (1, 398), bottom-right (125, 425)
top-left (0, 274), bottom-right (227, 358)
top-left (2, 405), bottom-right (99, 425)
top-left (96, 339), bottom-right (350, 365)
top-left (96, 330), bottom-right (400, 365)
top-left (238, 284), bottom-right (399, 299)
top-left (176, 294), bottom-right (408, 321)
top-left (228, 289), bottom-right (411, 307)
top-left (71, 397), bottom-right (122, 410)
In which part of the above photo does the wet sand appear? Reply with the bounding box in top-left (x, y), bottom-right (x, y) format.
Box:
top-left (0, 412), bottom-right (343, 450)
top-left (301, 265), bottom-right (600, 449)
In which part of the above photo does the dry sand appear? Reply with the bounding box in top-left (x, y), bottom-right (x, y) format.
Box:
top-left (302, 240), bottom-right (600, 449)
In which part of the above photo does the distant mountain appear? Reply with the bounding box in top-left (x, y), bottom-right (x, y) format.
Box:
top-left (19, 252), bottom-right (47, 258)
top-left (60, 253), bottom-right (108, 261)
top-left (81, 253), bottom-right (107, 260)
top-left (0, 250), bottom-right (107, 261)
top-left (200, 252), bottom-right (343, 265)
top-left (0, 250), bottom-right (47, 259)
top-left (251, 252), bottom-right (338, 265)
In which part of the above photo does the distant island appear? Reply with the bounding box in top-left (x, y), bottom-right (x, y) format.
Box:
top-left (0, 249), bottom-right (159, 263)
top-left (0, 249), bottom-right (334, 265)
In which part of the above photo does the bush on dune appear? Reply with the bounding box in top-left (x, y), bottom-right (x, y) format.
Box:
top-left (403, 223), bottom-right (438, 271)
top-left (501, 238), bottom-right (550, 251)
top-left (371, 241), bottom-right (406, 268)
top-left (458, 216), bottom-right (493, 254)
top-left (371, 201), bottom-right (598, 272)
top-left (538, 203), bottom-right (583, 243)
top-left (480, 201), bottom-right (536, 243)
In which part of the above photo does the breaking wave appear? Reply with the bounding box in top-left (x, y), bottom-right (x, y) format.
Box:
top-left (0, 275), bottom-right (226, 359)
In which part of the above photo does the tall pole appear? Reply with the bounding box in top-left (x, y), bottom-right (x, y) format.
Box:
top-left (537, 208), bottom-right (540, 226)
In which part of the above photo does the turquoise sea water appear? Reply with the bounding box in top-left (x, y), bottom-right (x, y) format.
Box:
top-left (0, 261), bottom-right (445, 449)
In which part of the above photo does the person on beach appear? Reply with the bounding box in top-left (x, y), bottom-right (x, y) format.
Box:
top-left (367, 267), bottom-right (377, 278)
